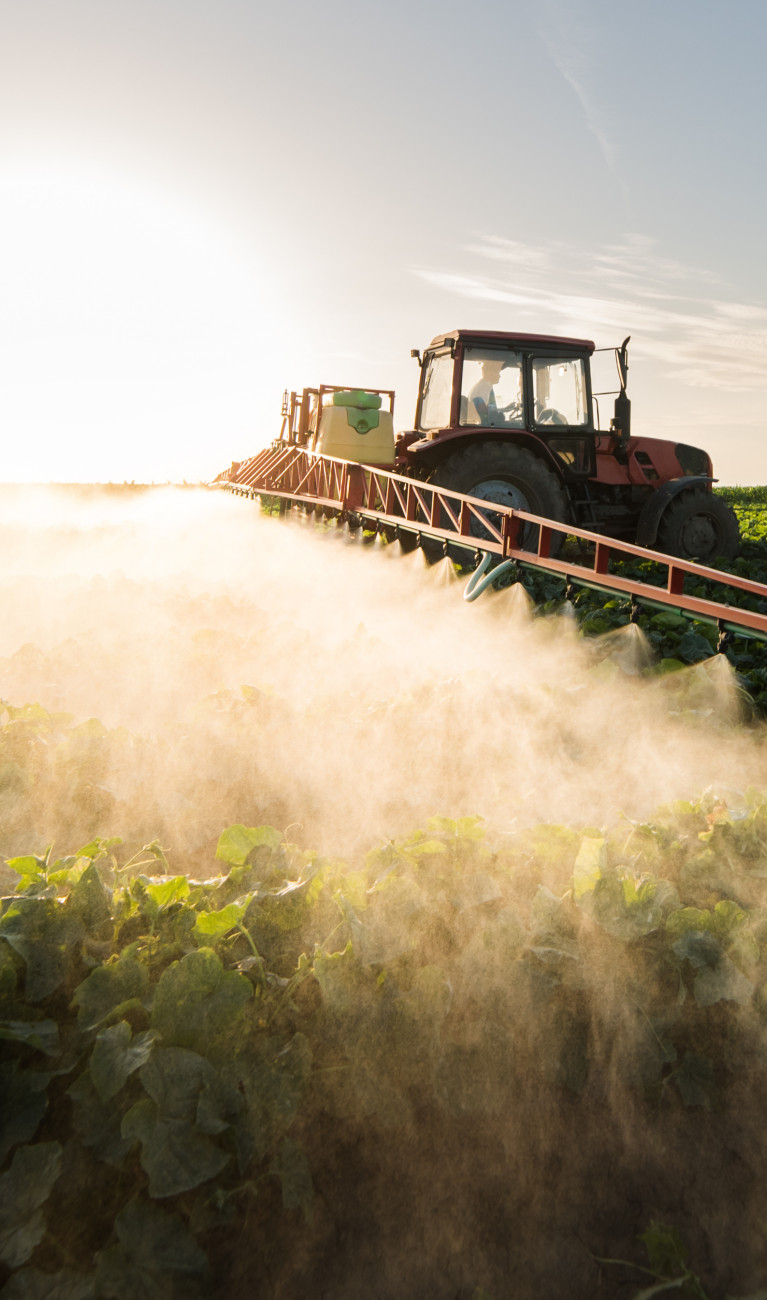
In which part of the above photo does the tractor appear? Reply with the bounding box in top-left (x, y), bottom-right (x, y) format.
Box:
top-left (278, 329), bottom-right (740, 563)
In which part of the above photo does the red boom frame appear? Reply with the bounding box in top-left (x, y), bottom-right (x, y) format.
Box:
top-left (216, 447), bottom-right (767, 642)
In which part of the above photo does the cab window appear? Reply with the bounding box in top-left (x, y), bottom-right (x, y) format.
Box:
top-left (460, 347), bottom-right (524, 427)
top-left (532, 357), bottom-right (588, 427)
top-left (418, 352), bottom-right (454, 430)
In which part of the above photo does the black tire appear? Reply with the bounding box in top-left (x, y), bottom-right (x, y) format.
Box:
top-left (429, 442), bottom-right (569, 553)
top-left (656, 489), bottom-right (740, 563)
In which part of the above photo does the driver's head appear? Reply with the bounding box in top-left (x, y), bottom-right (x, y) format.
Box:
top-left (480, 358), bottom-right (504, 383)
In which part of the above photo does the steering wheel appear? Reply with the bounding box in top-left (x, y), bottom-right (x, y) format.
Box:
top-left (537, 407), bottom-right (567, 426)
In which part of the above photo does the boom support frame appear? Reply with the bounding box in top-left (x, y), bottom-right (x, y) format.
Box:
top-left (216, 446), bottom-right (767, 644)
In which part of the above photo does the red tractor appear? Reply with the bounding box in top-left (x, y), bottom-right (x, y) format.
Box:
top-left (272, 329), bottom-right (739, 563)
top-left (397, 329), bottom-right (738, 562)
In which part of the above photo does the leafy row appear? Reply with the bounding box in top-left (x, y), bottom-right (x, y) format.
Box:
top-left (4, 792), bottom-right (767, 1294)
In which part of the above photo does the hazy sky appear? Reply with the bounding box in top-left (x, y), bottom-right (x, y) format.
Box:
top-left (2, 0), bottom-right (766, 483)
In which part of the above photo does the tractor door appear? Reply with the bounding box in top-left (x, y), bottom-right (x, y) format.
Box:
top-left (528, 353), bottom-right (596, 478)
top-left (416, 348), bottom-right (454, 432)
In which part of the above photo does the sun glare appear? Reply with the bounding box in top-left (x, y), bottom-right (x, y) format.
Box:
top-left (0, 161), bottom-right (286, 482)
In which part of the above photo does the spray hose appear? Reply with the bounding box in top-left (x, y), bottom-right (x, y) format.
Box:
top-left (463, 552), bottom-right (518, 602)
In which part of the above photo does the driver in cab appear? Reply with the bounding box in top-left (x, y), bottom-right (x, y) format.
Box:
top-left (467, 358), bottom-right (522, 427)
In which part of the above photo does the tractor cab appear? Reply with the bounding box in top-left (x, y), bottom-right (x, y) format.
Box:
top-left (407, 330), bottom-right (599, 481)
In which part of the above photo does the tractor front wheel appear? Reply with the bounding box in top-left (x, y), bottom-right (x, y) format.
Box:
top-left (656, 489), bottom-right (740, 563)
top-left (429, 442), bottom-right (569, 553)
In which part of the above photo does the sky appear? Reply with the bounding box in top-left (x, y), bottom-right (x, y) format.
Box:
top-left (1, 0), bottom-right (767, 484)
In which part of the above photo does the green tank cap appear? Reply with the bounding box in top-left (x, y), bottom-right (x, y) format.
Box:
top-left (346, 409), bottom-right (380, 434)
top-left (331, 390), bottom-right (382, 410)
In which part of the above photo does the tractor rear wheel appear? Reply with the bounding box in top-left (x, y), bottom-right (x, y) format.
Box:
top-left (429, 442), bottom-right (569, 553)
top-left (656, 489), bottom-right (740, 563)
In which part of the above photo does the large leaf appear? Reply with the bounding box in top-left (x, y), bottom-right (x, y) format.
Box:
top-left (66, 862), bottom-right (112, 932)
top-left (0, 899), bottom-right (84, 1001)
top-left (694, 954), bottom-right (754, 1007)
top-left (139, 1045), bottom-right (241, 1125)
top-left (67, 1073), bottom-right (133, 1165)
top-left (0, 1142), bottom-right (62, 1267)
top-left (121, 1099), bottom-right (229, 1198)
top-left (0, 1018), bottom-right (60, 1056)
top-left (120, 1046), bottom-right (243, 1195)
top-left (89, 1022), bottom-right (156, 1101)
top-left (143, 876), bottom-right (189, 910)
top-left (0, 1062), bottom-right (51, 1164)
top-left (224, 1032), bottom-right (312, 1162)
top-left (638, 1219), bottom-right (688, 1275)
top-left (215, 824), bottom-right (282, 868)
top-left (71, 947), bottom-right (149, 1031)
top-left (192, 900), bottom-right (249, 943)
top-left (572, 835), bottom-right (605, 900)
top-left (150, 948), bottom-right (252, 1054)
top-left (94, 1197), bottom-right (208, 1298)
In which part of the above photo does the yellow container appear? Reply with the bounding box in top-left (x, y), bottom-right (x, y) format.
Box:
top-left (317, 406), bottom-right (396, 465)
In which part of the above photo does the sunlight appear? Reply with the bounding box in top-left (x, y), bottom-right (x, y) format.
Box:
top-left (0, 160), bottom-right (288, 482)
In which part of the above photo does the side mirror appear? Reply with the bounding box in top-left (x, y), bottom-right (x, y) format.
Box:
top-left (411, 349), bottom-right (422, 367)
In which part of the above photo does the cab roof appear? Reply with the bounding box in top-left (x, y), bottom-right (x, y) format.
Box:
top-left (427, 329), bottom-right (595, 354)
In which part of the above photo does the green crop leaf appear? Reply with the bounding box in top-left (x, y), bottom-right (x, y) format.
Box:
top-left (76, 836), bottom-right (122, 860)
top-left (426, 815), bottom-right (485, 841)
top-left (713, 899), bottom-right (747, 934)
top-left (671, 930), bottom-right (722, 969)
top-left (588, 875), bottom-right (679, 941)
top-left (0, 1141), bottom-right (62, 1267)
top-left (67, 1073), bottom-right (133, 1165)
top-left (0, 1018), bottom-right (60, 1056)
top-left (678, 628), bottom-right (716, 662)
top-left (71, 946), bottom-right (149, 1031)
top-left (0, 899), bottom-right (85, 1001)
top-left (0, 1268), bottom-right (96, 1299)
top-left (657, 658), bottom-right (685, 675)
top-left (89, 1022), bottom-right (156, 1101)
top-left (530, 885), bottom-right (574, 945)
top-left (224, 1032), bottom-right (312, 1163)
top-left (121, 1097), bottom-right (230, 1198)
top-left (270, 1136), bottom-right (313, 1220)
top-left (667, 907), bottom-right (717, 937)
top-left (143, 875), bottom-right (189, 909)
top-left (400, 837), bottom-right (446, 859)
top-left (48, 861), bottom-right (88, 890)
top-left (139, 1045), bottom-right (236, 1122)
top-left (694, 954), bottom-right (754, 1007)
top-left (5, 855), bottom-right (47, 886)
top-left (66, 862), bottom-right (112, 932)
top-left (0, 943), bottom-right (18, 1000)
top-left (0, 1062), bottom-right (51, 1164)
top-left (572, 836), bottom-right (605, 899)
top-left (122, 1048), bottom-right (242, 1199)
top-left (215, 824), bottom-right (282, 867)
top-left (314, 943), bottom-right (368, 1016)
top-left (193, 900), bottom-right (250, 942)
top-left (638, 1220), bottom-right (688, 1275)
top-left (94, 1197), bottom-right (208, 1297)
top-left (150, 948), bottom-right (252, 1054)
top-left (652, 613), bottom-right (690, 633)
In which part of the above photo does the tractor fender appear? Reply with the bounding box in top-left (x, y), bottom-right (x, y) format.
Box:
top-left (635, 476), bottom-right (714, 547)
top-left (407, 428), bottom-right (565, 479)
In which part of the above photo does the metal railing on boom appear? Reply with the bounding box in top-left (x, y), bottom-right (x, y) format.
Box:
top-left (214, 446), bottom-right (767, 647)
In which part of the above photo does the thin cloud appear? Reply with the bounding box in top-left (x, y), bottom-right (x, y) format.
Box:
top-left (413, 234), bottom-right (767, 392)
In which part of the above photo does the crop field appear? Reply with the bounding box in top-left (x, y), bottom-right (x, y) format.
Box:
top-left (4, 484), bottom-right (767, 1299)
